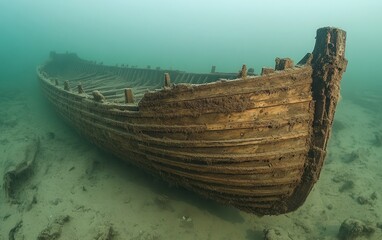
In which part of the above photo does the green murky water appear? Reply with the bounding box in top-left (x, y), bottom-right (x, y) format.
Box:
top-left (1, 1), bottom-right (381, 239)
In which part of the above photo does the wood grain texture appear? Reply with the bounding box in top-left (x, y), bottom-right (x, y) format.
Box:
top-left (37, 27), bottom-right (347, 215)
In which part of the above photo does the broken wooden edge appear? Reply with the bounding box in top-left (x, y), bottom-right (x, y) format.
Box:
top-left (238, 64), bottom-right (247, 79)
top-left (261, 57), bottom-right (295, 76)
top-left (78, 83), bottom-right (84, 94)
top-left (210, 65), bottom-right (216, 73)
top-left (64, 80), bottom-right (70, 91)
top-left (124, 88), bottom-right (134, 104)
top-left (297, 53), bottom-right (313, 66)
top-left (284, 26), bottom-right (347, 213)
top-left (275, 58), bottom-right (294, 71)
top-left (164, 73), bottom-right (171, 87)
top-left (92, 90), bottom-right (105, 102)
top-left (261, 67), bottom-right (275, 75)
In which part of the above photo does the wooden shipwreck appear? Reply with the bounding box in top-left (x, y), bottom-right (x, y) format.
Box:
top-left (37, 27), bottom-right (347, 215)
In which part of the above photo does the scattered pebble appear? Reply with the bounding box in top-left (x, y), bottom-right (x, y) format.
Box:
top-left (49, 198), bottom-right (62, 206)
top-left (263, 227), bottom-right (292, 240)
top-left (9, 220), bottom-right (23, 240)
top-left (377, 222), bottom-right (382, 229)
top-left (2, 214), bottom-right (11, 221)
top-left (154, 195), bottom-right (173, 211)
top-left (37, 215), bottom-right (70, 240)
top-left (94, 224), bottom-right (115, 240)
top-left (339, 180), bottom-right (355, 192)
top-left (352, 191), bottom-right (377, 206)
top-left (180, 216), bottom-right (193, 228)
top-left (338, 218), bottom-right (375, 240)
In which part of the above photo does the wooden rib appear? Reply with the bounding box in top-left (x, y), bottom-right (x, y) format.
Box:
top-left (137, 143), bottom-right (308, 163)
top-left (37, 38), bottom-right (337, 216)
top-left (146, 162), bottom-right (303, 189)
top-left (139, 131), bottom-right (309, 148)
top-left (84, 83), bottom-right (127, 92)
top-left (40, 81), bottom-right (312, 145)
top-left (139, 67), bottom-right (312, 104)
top-left (38, 89), bottom-right (308, 164)
top-left (186, 179), bottom-right (294, 196)
top-left (140, 151), bottom-right (305, 176)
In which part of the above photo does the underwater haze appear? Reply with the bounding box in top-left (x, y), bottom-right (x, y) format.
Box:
top-left (1, 0), bottom-right (382, 239)
top-left (1, 0), bottom-right (381, 88)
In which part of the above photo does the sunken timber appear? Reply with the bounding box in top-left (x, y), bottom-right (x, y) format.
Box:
top-left (37, 27), bottom-right (347, 215)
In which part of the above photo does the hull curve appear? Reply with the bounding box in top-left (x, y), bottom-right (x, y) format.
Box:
top-left (37, 27), bottom-right (347, 215)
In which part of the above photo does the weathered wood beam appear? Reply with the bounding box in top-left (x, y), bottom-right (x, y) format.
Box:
top-left (124, 88), bottom-right (134, 104)
top-left (92, 90), bottom-right (105, 102)
top-left (238, 64), bottom-right (247, 79)
top-left (164, 73), bottom-right (171, 87)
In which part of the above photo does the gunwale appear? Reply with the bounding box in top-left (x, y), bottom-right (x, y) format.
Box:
top-left (37, 27), bottom-right (347, 215)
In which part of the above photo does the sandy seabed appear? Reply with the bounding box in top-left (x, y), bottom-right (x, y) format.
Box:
top-left (0, 84), bottom-right (381, 240)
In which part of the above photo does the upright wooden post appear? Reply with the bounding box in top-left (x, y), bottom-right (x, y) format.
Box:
top-left (211, 65), bottom-right (216, 73)
top-left (261, 67), bottom-right (274, 75)
top-left (164, 73), bottom-right (171, 87)
top-left (124, 88), bottom-right (134, 104)
top-left (92, 90), bottom-right (105, 102)
top-left (238, 64), bottom-right (247, 79)
top-left (64, 81), bottom-right (70, 91)
top-left (275, 58), bottom-right (294, 70)
top-left (78, 84), bottom-right (84, 94)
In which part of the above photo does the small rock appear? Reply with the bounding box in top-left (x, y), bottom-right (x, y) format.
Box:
top-left (263, 227), bottom-right (292, 240)
top-left (37, 215), bottom-right (70, 240)
top-left (50, 198), bottom-right (62, 206)
top-left (357, 196), bottom-right (370, 205)
top-left (133, 230), bottom-right (160, 240)
top-left (342, 148), bottom-right (370, 163)
top-left (339, 180), bottom-right (355, 192)
top-left (94, 224), bottom-right (115, 240)
top-left (352, 192), bottom-right (376, 206)
top-left (180, 216), bottom-right (193, 228)
top-left (92, 91), bottom-right (105, 102)
top-left (332, 173), bottom-right (351, 183)
top-left (154, 194), bottom-right (173, 211)
top-left (370, 192), bottom-right (378, 200)
top-left (9, 220), bottom-right (23, 240)
top-left (377, 222), bottom-right (382, 229)
top-left (338, 218), bottom-right (375, 240)
top-left (3, 214), bottom-right (11, 221)
top-left (344, 151), bottom-right (360, 163)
